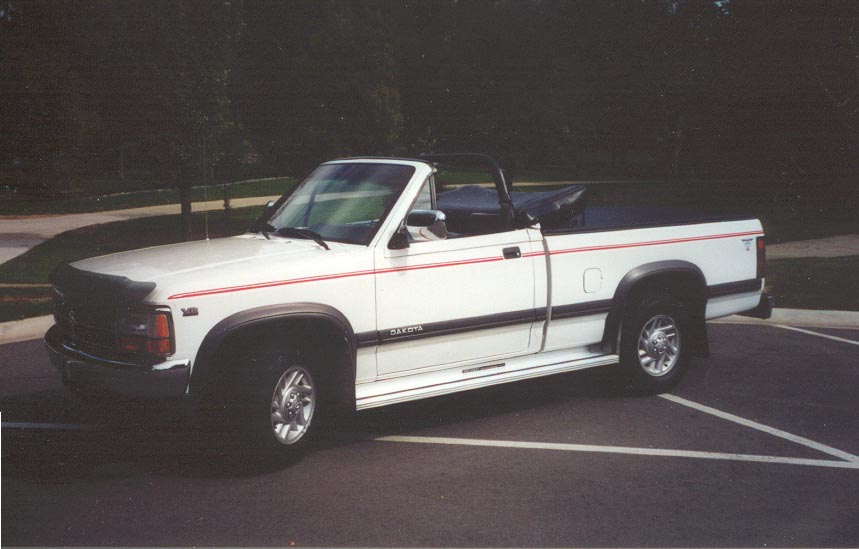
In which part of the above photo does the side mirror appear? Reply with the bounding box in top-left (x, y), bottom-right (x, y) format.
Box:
top-left (405, 210), bottom-right (448, 242)
top-left (251, 200), bottom-right (278, 233)
top-left (388, 226), bottom-right (410, 250)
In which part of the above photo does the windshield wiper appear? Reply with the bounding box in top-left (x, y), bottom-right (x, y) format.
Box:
top-left (275, 227), bottom-right (330, 250)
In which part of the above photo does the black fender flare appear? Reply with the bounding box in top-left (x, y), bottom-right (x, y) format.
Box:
top-left (602, 261), bottom-right (709, 356)
top-left (190, 302), bottom-right (357, 407)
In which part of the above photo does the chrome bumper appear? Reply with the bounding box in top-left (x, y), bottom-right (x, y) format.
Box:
top-left (44, 325), bottom-right (190, 399)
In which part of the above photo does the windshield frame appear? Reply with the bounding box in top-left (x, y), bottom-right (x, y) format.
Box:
top-left (258, 161), bottom-right (418, 247)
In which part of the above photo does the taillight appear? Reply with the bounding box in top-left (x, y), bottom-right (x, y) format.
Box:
top-left (116, 310), bottom-right (174, 357)
top-left (756, 236), bottom-right (766, 279)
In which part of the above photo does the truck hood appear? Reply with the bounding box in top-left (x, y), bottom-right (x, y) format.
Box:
top-left (71, 234), bottom-right (357, 285)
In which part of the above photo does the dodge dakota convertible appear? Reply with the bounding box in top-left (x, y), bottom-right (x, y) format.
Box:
top-left (45, 154), bottom-right (772, 455)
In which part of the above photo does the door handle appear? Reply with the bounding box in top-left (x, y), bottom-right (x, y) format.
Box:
top-left (503, 246), bottom-right (521, 259)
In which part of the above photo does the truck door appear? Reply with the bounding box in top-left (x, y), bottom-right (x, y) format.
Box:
top-left (373, 176), bottom-right (539, 377)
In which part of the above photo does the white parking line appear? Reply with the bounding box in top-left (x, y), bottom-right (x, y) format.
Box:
top-left (659, 394), bottom-right (859, 462)
top-left (375, 435), bottom-right (859, 470)
top-left (773, 324), bottom-right (859, 346)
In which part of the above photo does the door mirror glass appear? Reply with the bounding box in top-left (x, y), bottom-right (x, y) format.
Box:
top-left (406, 210), bottom-right (448, 242)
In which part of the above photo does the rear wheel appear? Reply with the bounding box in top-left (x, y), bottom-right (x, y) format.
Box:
top-left (619, 293), bottom-right (690, 393)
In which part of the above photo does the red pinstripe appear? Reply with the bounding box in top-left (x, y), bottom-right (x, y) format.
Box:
top-left (548, 230), bottom-right (763, 256)
top-left (167, 256), bottom-right (503, 300)
top-left (167, 230), bottom-right (763, 300)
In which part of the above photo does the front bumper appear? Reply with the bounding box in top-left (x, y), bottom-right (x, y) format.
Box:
top-left (45, 325), bottom-right (190, 399)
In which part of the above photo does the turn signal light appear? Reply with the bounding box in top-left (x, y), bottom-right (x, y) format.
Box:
top-left (756, 237), bottom-right (766, 279)
top-left (118, 335), bottom-right (173, 355)
top-left (116, 310), bottom-right (174, 357)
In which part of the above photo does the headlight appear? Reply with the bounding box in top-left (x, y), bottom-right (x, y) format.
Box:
top-left (116, 309), bottom-right (174, 357)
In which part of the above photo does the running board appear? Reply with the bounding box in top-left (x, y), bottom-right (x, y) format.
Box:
top-left (355, 352), bottom-right (619, 410)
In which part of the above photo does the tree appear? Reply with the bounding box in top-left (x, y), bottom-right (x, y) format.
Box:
top-left (0, 2), bottom-right (103, 194)
top-left (234, 0), bottom-right (403, 173)
top-left (129, 1), bottom-right (245, 240)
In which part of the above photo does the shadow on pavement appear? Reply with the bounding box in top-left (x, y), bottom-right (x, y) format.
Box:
top-left (2, 365), bottom-right (634, 482)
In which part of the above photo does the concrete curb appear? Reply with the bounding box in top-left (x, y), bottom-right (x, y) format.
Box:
top-left (1, 308), bottom-right (856, 346)
top-left (712, 308), bottom-right (859, 329)
top-left (0, 315), bottom-right (54, 345)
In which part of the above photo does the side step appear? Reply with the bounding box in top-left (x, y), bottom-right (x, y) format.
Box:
top-left (356, 353), bottom-right (619, 410)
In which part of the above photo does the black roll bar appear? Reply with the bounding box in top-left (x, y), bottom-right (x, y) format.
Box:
top-left (418, 153), bottom-right (513, 207)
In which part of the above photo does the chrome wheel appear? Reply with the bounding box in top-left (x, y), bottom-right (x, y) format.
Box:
top-left (637, 314), bottom-right (681, 377)
top-left (270, 366), bottom-right (316, 445)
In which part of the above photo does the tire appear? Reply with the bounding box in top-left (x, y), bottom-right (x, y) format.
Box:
top-left (224, 343), bottom-right (328, 459)
top-left (618, 293), bottom-right (690, 394)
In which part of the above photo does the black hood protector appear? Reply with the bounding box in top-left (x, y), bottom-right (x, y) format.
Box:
top-left (50, 263), bottom-right (156, 308)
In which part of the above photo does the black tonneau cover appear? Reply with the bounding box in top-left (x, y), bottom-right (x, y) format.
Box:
top-left (436, 183), bottom-right (753, 233)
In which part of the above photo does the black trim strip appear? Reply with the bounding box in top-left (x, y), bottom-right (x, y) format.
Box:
top-left (707, 278), bottom-right (763, 298)
top-left (551, 300), bottom-right (613, 320)
top-left (357, 278), bottom-right (759, 351)
top-left (382, 309), bottom-right (536, 345)
top-left (356, 331), bottom-right (379, 347)
top-left (356, 299), bottom-right (613, 348)
top-left (357, 309), bottom-right (536, 348)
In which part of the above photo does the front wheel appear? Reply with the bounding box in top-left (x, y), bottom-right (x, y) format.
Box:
top-left (619, 294), bottom-right (690, 394)
top-left (269, 365), bottom-right (317, 446)
top-left (219, 345), bottom-right (329, 459)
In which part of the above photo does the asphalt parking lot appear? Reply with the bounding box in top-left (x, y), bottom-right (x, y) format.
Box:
top-left (2, 322), bottom-right (858, 547)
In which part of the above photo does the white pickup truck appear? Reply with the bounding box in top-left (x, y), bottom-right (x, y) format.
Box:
top-left (46, 154), bottom-right (772, 454)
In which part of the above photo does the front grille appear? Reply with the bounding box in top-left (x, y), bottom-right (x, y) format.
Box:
top-left (53, 292), bottom-right (117, 356)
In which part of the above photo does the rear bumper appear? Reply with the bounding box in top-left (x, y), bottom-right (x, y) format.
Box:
top-left (44, 325), bottom-right (190, 399)
top-left (739, 293), bottom-right (775, 320)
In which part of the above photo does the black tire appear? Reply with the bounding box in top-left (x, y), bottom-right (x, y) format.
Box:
top-left (222, 342), bottom-right (330, 460)
top-left (618, 292), bottom-right (690, 394)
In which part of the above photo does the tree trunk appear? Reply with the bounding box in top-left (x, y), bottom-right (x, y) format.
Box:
top-left (179, 163), bottom-right (193, 241)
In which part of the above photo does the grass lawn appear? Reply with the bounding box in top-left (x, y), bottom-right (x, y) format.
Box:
top-left (0, 286), bottom-right (55, 323)
top-left (0, 207), bottom-right (260, 322)
top-left (0, 177), bottom-right (297, 216)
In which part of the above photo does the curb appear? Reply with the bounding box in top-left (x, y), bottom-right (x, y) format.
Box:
top-left (1, 308), bottom-right (856, 346)
top-left (711, 308), bottom-right (859, 329)
top-left (0, 315), bottom-right (54, 345)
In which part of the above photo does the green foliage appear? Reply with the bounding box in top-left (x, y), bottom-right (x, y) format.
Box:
top-left (0, 176), bottom-right (296, 216)
top-left (0, 207), bottom-right (261, 285)
top-left (0, 205), bottom-right (262, 321)
top-left (235, 0), bottom-right (403, 171)
top-left (3, 0), bottom-right (859, 200)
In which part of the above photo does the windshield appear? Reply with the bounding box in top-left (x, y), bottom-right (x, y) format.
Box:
top-left (262, 163), bottom-right (416, 246)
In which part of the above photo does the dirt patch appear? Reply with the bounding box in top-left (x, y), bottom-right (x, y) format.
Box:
top-left (0, 295), bottom-right (51, 304)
